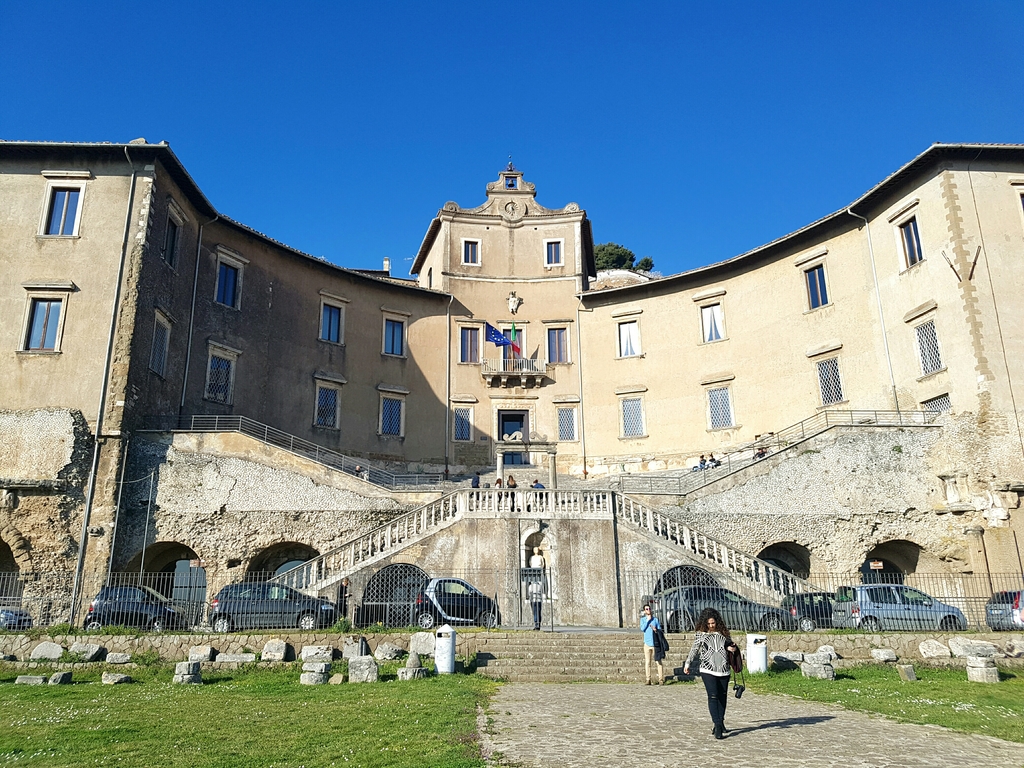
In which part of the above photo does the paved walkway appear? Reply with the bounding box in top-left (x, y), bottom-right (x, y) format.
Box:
top-left (481, 682), bottom-right (1024, 768)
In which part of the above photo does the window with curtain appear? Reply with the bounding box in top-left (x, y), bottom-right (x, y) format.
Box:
top-left (700, 304), bottom-right (725, 343)
top-left (617, 320), bottom-right (640, 357)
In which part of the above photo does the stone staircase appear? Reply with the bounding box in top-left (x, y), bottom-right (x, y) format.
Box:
top-left (471, 631), bottom-right (695, 683)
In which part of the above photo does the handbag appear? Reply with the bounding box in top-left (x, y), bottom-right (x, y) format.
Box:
top-left (726, 645), bottom-right (743, 674)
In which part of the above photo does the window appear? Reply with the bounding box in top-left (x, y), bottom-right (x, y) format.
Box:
top-left (816, 357), bottom-right (844, 406)
top-left (922, 393), bottom-right (951, 413)
top-left (621, 397), bottom-right (645, 437)
top-left (700, 304), bottom-right (725, 343)
top-left (460, 327), bottom-right (479, 363)
top-left (150, 314), bottom-right (170, 377)
top-left (163, 216), bottom-right (180, 268)
top-left (43, 187), bottom-right (83, 236)
top-left (216, 262), bottom-right (240, 307)
top-left (321, 303), bottom-right (343, 344)
top-left (24, 298), bottom-right (63, 351)
top-left (915, 320), bottom-right (943, 375)
top-left (805, 264), bottom-right (829, 309)
top-left (453, 407), bottom-right (472, 441)
top-left (462, 240), bottom-right (480, 265)
top-left (383, 318), bottom-right (405, 356)
top-left (547, 327), bottom-right (568, 363)
top-left (707, 387), bottom-right (734, 429)
top-left (545, 240), bottom-right (563, 266)
top-left (380, 396), bottom-right (404, 436)
top-left (617, 320), bottom-right (641, 358)
top-left (900, 217), bottom-right (924, 268)
top-left (557, 407), bottom-right (577, 441)
top-left (205, 353), bottom-right (235, 404)
top-left (314, 384), bottom-right (340, 429)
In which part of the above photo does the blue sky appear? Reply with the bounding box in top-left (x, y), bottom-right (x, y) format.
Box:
top-left (3, 1), bottom-right (1022, 276)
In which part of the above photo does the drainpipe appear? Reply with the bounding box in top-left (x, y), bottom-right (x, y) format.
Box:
top-left (180, 214), bottom-right (219, 419)
top-left (847, 207), bottom-right (900, 413)
top-left (69, 146), bottom-right (139, 622)
top-left (575, 297), bottom-right (590, 479)
top-left (444, 294), bottom-right (454, 481)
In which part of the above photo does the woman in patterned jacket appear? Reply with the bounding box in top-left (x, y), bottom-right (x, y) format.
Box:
top-left (683, 608), bottom-right (739, 740)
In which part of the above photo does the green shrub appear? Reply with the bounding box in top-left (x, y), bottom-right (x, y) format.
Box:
top-left (130, 648), bottom-right (162, 667)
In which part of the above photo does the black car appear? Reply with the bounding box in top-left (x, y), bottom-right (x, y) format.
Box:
top-left (0, 605), bottom-right (33, 631)
top-left (84, 585), bottom-right (186, 631)
top-left (781, 591), bottom-right (835, 632)
top-left (414, 578), bottom-right (501, 629)
top-left (985, 589), bottom-right (1024, 631)
top-left (209, 582), bottom-right (336, 632)
top-left (651, 584), bottom-right (795, 633)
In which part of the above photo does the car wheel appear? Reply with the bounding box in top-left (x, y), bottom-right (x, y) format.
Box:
top-left (212, 616), bottom-right (232, 634)
top-left (476, 609), bottom-right (499, 629)
top-left (798, 616), bottom-right (816, 633)
top-left (298, 613), bottom-right (318, 631)
top-left (151, 618), bottom-right (166, 632)
top-left (84, 619), bottom-right (103, 631)
top-left (939, 615), bottom-right (963, 631)
top-left (417, 612), bottom-right (436, 630)
top-left (860, 616), bottom-right (882, 632)
top-left (761, 613), bottom-right (784, 632)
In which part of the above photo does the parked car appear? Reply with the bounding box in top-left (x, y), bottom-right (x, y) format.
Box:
top-left (209, 582), bottom-right (336, 632)
top-left (414, 578), bottom-right (500, 629)
top-left (781, 591), bottom-right (835, 632)
top-left (651, 584), bottom-right (795, 633)
top-left (831, 584), bottom-right (966, 631)
top-left (985, 589), bottom-right (1024, 631)
top-left (84, 585), bottom-right (187, 631)
top-left (0, 606), bottom-right (33, 631)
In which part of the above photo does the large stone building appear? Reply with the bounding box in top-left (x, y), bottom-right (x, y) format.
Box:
top-left (1, 140), bottom-right (1023, 625)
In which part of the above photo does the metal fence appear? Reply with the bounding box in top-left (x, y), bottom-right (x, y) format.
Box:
top-left (142, 414), bottom-right (445, 488)
top-left (617, 409), bottom-right (940, 496)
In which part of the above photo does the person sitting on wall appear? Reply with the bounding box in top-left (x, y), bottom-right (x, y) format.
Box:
top-left (708, 453), bottom-right (721, 468)
top-left (471, 472), bottom-right (481, 489)
top-left (531, 479), bottom-right (545, 489)
top-left (692, 455), bottom-right (706, 472)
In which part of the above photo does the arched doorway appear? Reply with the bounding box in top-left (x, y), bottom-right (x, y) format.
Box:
top-left (121, 542), bottom-right (207, 608)
top-left (861, 540), bottom-right (922, 583)
top-left (0, 538), bottom-right (23, 605)
top-left (653, 565), bottom-right (718, 593)
top-left (358, 564), bottom-right (429, 628)
top-left (757, 542), bottom-right (812, 580)
top-left (247, 542), bottom-right (320, 581)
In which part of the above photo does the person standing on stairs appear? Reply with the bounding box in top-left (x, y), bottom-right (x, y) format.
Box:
top-left (684, 608), bottom-right (738, 740)
top-left (640, 603), bottom-right (665, 685)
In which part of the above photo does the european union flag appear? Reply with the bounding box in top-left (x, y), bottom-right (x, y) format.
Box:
top-left (485, 323), bottom-right (511, 347)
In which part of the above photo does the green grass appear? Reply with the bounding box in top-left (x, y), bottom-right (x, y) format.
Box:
top-left (0, 665), bottom-right (496, 767)
top-left (747, 664), bottom-right (1024, 743)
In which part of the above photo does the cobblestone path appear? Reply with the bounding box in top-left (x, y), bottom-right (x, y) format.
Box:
top-left (481, 682), bottom-right (1024, 768)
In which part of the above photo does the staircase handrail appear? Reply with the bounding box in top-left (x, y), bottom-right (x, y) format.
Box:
top-left (143, 414), bottom-right (445, 489)
top-left (618, 409), bottom-right (939, 496)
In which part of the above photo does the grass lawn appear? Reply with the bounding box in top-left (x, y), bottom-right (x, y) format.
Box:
top-left (746, 664), bottom-right (1024, 743)
top-left (0, 665), bottom-right (496, 767)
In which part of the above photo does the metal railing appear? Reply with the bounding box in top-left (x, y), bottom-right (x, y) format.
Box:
top-left (143, 414), bottom-right (445, 489)
top-left (617, 409), bottom-right (940, 496)
top-left (481, 358), bottom-right (548, 375)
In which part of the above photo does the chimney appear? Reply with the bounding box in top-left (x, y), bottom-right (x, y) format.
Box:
top-left (382, 257), bottom-right (391, 275)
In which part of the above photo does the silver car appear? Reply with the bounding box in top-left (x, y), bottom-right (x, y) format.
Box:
top-left (832, 584), bottom-right (966, 631)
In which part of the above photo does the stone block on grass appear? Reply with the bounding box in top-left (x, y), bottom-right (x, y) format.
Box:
top-left (373, 641), bottom-right (404, 661)
top-left (102, 673), bottom-right (132, 685)
top-left (870, 648), bottom-right (898, 662)
top-left (329, 673), bottom-right (346, 684)
top-left (189, 646), bottom-right (215, 662)
top-left (815, 645), bottom-right (839, 660)
top-left (69, 642), bottom-right (104, 662)
top-left (16, 675), bottom-right (47, 685)
top-left (966, 666), bottom-right (1000, 683)
top-left (215, 653), bottom-right (256, 663)
top-left (348, 655), bottom-right (379, 683)
top-left (342, 636), bottom-right (370, 659)
top-left (105, 652), bottom-right (131, 665)
top-left (949, 637), bottom-right (997, 658)
top-left (29, 642), bottom-right (63, 662)
top-left (302, 662), bottom-right (331, 674)
top-left (300, 672), bottom-right (329, 685)
top-left (918, 640), bottom-right (950, 659)
top-left (896, 664), bottom-right (917, 682)
top-left (802, 652), bottom-right (833, 665)
top-left (48, 672), bottom-right (73, 685)
top-left (301, 645), bottom-right (334, 663)
top-left (262, 639), bottom-right (290, 662)
top-left (175, 661), bottom-right (201, 676)
top-left (800, 662), bottom-right (835, 680)
top-left (172, 674), bottom-right (202, 685)
top-left (966, 656), bottom-right (995, 668)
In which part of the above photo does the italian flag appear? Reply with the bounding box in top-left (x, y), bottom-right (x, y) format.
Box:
top-left (509, 323), bottom-right (521, 357)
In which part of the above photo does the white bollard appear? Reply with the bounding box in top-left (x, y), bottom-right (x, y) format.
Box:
top-left (435, 624), bottom-right (456, 674)
top-left (746, 633), bottom-right (768, 673)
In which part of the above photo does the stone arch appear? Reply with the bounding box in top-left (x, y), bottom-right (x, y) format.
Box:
top-left (247, 542), bottom-right (321, 579)
top-left (359, 563), bottom-right (429, 628)
top-left (520, 524), bottom-right (558, 599)
top-left (757, 542), bottom-right (812, 580)
top-left (0, 521), bottom-right (34, 573)
top-left (861, 539), bottom-right (932, 582)
top-left (122, 541), bottom-right (206, 602)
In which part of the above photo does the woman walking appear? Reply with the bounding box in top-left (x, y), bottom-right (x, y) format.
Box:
top-left (683, 608), bottom-right (738, 739)
top-left (639, 604), bottom-right (664, 685)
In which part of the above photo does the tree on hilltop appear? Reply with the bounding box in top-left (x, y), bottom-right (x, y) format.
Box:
top-left (594, 242), bottom-right (654, 272)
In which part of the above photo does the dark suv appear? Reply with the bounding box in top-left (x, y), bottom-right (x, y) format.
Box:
top-left (209, 583), bottom-right (336, 632)
top-left (84, 585), bottom-right (186, 631)
top-left (985, 589), bottom-right (1024, 631)
top-left (651, 584), bottom-right (795, 632)
top-left (781, 592), bottom-right (835, 632)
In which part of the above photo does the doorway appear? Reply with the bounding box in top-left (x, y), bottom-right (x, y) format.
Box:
top-left (498, 410), bottom-right (530, 465)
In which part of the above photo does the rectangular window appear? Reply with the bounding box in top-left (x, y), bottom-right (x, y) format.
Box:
top-left (380, 396), bottom-right (404, 436)
top-left (216, 262), bottom-right (240, 308)
top-left (817, 357), bottom-right (844, 406)
top-left (205, 354), bottom-right (235, 404)
top-left (460, 327), bottom-right (479, 363)
top-left (45, 187), bottom-right (82, 236)
top-left (150, 315), bottom-right (170, 377)
top-left (25, 299), bottom-right (62, 351)
top-left (314, 385), bottom-right (340, 429)
top-left (621, 397), bottom-right (645, 437)
top-left (163, 217), bottom-right (180, 268)
top-left (547, 327), bottom-right (568, 363)
top-left (900, 217), bottom-right (924, 267)
top-left (384, 318), bottom-right (405, 356)
top-left (557, 407), bottom-right (577, 441)
top-left (453, 407), bottom-right (472, 441)
top-left (617, 320), bottom-right (640, 358)
top-left (707, 387), bottom-right (734, 429)
top-left (463, 240), bottom-right (480, 265)
top-left (916, 320), bottom-right (943, 375)
top-left (805, 264), bottom-right (828, 309)
top-left (546, 241), bottom-right (562, 266)
top-left (700, 304), bottom-right (725, 343)
top-left (321, 303), bottom-right (343, 344)
top-left (922, 393), bottom-right (952, 413)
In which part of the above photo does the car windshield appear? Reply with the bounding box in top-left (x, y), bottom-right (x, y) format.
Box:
top-left (140, 586), bottom-right (169, 603)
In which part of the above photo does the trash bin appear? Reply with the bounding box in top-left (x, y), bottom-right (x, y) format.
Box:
top-left (745, 633), bottom-right (768, 673)
top-left (435, 624), bottom-right (456, 674)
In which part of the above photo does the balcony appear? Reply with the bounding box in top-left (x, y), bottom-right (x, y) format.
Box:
top-left (481, 357), bottom-right (550, 387)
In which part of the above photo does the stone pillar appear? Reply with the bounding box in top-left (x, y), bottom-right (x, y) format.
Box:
top-left (496, 449), bottom-right (504, 485)
top-left (964, 525), bottom-right (994, 597)
top-left (548, 450), bottom-right (557, 489)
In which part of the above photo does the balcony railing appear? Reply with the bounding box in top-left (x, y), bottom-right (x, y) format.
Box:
top-left (481, 358), bottom-right (548, 376)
